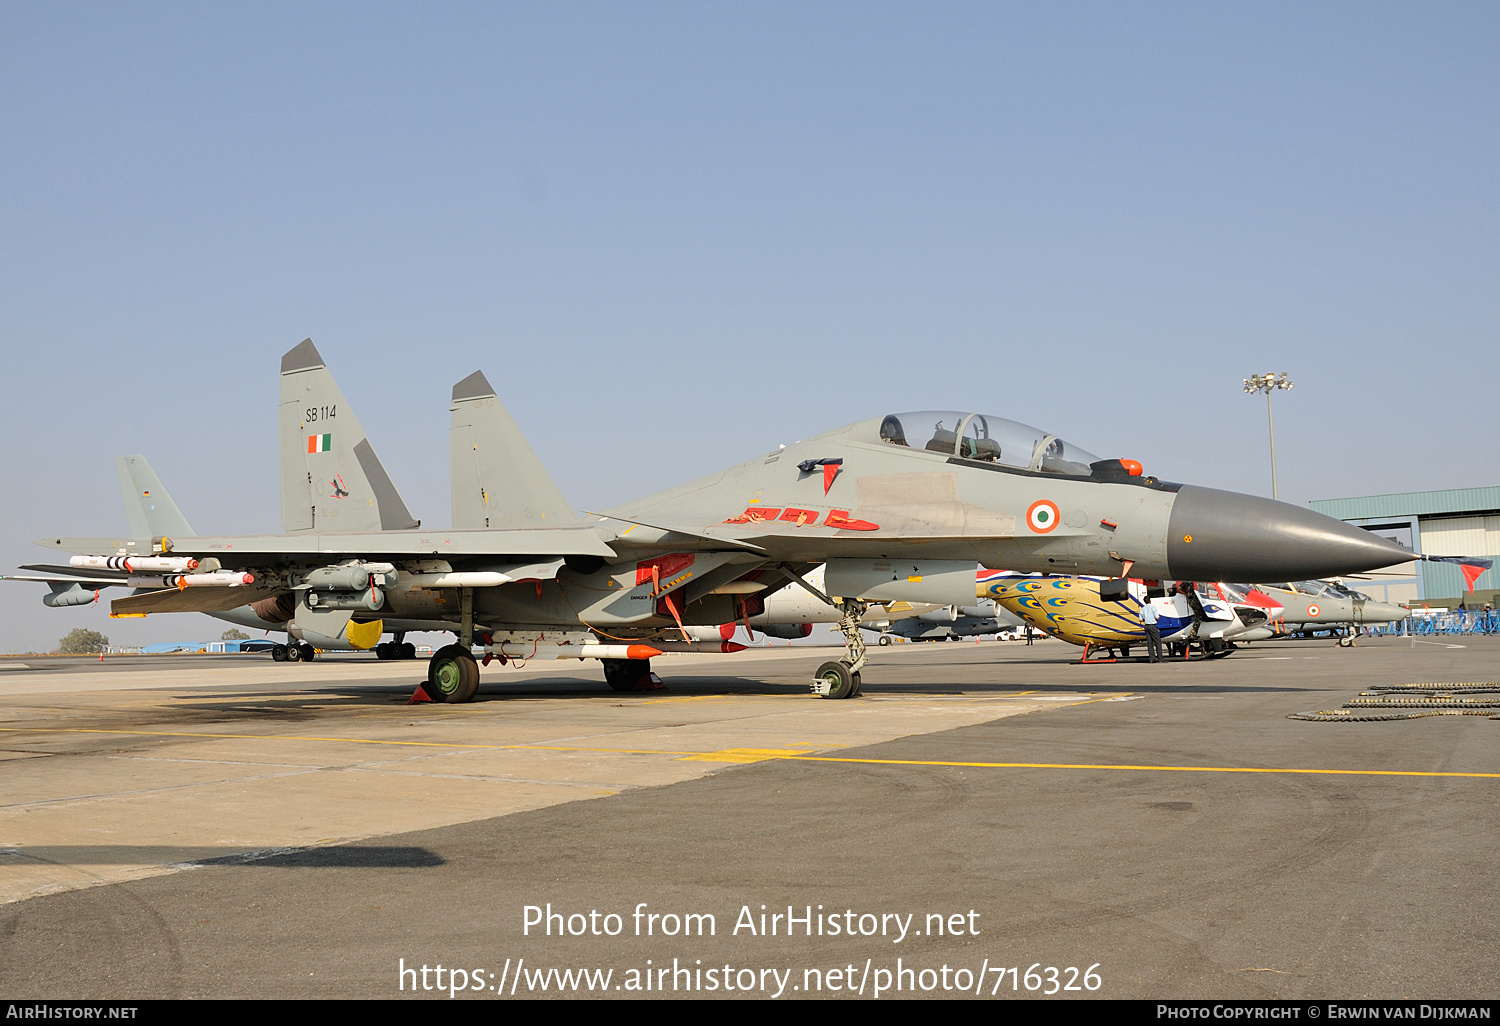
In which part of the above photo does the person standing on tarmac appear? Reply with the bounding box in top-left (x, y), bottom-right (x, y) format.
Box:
top-left (1140, 600), bottom-right (1163, 663)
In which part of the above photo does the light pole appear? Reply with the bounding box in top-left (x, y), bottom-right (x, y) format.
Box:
top-left (1243, 371), bottom-right (1293, 500)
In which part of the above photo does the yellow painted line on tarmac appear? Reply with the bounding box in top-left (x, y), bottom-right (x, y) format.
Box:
top-left (679, 748), bottom-right (809, 763)
top-left (776, 755), bottom-right (1500, 779)
top-left (11, 726), bottom-right (1491, 780)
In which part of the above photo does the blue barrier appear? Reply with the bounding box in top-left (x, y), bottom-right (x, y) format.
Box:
top-left (1369, 611), bottom-right (1500, 636)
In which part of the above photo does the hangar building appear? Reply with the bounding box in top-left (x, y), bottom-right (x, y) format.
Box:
top-left (1310, 486), bottom-right (1500, 608)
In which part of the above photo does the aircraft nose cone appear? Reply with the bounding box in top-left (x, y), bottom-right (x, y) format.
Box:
top-left (1359, 600), bottom-right (1410, 624)
top-left (1167, 486), bottom-right (1413, 582)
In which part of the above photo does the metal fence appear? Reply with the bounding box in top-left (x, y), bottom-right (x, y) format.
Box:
top-left (1368, 611), bottom-right (1500, 636)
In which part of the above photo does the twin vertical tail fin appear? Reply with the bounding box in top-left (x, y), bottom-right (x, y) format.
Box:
top-left (449, 371), bottom-right (573, 529)
top-left (279, 339), bottom-right (419, 533)
top-left (116, 455), bottom-right (195, 538)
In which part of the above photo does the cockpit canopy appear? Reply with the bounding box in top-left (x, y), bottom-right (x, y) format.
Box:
top-left (878, 411), bottom-right (1101, 476)
top-left (1287, 580), bottom-right (1363, 599)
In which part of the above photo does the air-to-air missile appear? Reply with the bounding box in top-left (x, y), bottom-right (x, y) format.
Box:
top-left (484, 641), bottom-right (665, 661)
top-left (120, 571), bottom-right (256, 590)
top-left (70, 554), bottom-right (199, 573)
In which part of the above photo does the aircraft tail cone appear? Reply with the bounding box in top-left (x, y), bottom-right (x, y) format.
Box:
top-left (1167, 486), bottom-right (1414, 583)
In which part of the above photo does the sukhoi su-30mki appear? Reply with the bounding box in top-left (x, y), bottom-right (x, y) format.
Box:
top-left (20, 340), bottom-right (1419, 703)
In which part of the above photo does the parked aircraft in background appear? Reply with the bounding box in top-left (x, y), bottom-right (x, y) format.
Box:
top-left (875, 596), bottom-right (1025, 643)
top-left (978, 571), bottom-right (1281, 660)
top-left (1232, 580), bottom-right (1409, 646)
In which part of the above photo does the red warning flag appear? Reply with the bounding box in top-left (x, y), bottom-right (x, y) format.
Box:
top-left (1461, 563), bottom-right (1486, 592)
top-left (1423, 555), bottom-right (1493, 593)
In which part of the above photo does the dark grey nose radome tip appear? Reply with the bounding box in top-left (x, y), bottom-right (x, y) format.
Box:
top-left (1166, 485), bottom-right (1414, 583)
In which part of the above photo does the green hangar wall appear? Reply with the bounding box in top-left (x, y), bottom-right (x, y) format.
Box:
top-left (1310, 486), bottom-right (1500, 606)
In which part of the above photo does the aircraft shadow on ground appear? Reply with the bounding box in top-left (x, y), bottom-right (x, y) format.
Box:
top-left (144, 670), bottom-right (1314, 711)
top-left (1, 845), bottom-right (445, 868)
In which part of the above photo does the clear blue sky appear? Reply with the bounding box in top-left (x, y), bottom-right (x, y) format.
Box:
top-left (2, 3), bottom-right (1496, 651)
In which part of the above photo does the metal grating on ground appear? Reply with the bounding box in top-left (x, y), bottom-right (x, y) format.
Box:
top-left (1290, 683), bottom-right (1500, 722)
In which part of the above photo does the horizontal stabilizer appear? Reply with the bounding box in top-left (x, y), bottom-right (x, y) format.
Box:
top-left (450, 370), bottom-right (574, 529)
top-left (3, 573), bottom-right (123, 588)
top-left (20, 563), bottom-right (129, 580)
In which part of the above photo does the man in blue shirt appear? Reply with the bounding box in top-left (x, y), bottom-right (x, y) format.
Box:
top-left (1140, 600), bottom-right (1163, 663)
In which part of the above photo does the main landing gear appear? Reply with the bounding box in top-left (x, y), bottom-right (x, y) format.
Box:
top-left (420, 588), bottom-right (481, 703)
top-left (271, 642), bottom-right (315, 662)
top-left (812, 600), bottom-right (867, 700)
top-left (375, 632), bottom-right (417, 660)
top-left (602, 658), bottom-right (660, 692)
top-left (426, 643), bottom-right (480, 703)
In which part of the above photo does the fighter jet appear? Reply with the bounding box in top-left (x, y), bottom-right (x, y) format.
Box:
top-left (28, 346), bottom-right (1426, 703)
top-left (1233, 580), bottom-right (1409, 646)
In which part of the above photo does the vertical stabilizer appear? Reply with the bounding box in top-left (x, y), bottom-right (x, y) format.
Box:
top-left (449, 370), bottom-right (573, 529)
top-left (279, 339), bottom-right (419, 533)
top-left (116, 455), bottom-right (195, 538)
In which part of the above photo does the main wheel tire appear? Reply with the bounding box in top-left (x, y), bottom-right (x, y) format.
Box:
top-left (849, 671), bottom-right (863, 697)
top-left (401, 642), bottom-right (417, 659)
top-left (427, 644), bottom-right (480, 703)
top-left (602, 658), bottom-right (649, 692)
top-left (271, 644), bottom-right (288, 662)
top-left (878, 635), bottom-right (892, 646)
top-left (814, 660), bottom-right (856, 700)
top-left (298, 643), bottom-right (316, 661)
top-left (375, 643), bottom-right (389, 660)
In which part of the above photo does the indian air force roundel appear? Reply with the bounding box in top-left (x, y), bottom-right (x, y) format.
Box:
top-left (1026, 499), bottom-right (1061, 534)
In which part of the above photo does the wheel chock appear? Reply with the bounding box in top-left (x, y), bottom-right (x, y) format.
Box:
top-left (633, 672), bottom-right (667, 692)
top-left (407, 682), bottom-right (436, 704)
top-left (1077, 643), bottom-right (1117, 664)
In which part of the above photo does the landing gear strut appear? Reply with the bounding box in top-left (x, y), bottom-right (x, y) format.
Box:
top-left (813, 600), bottom-right (867, 700)
top-left (423, 593), bottom-right (481, 702)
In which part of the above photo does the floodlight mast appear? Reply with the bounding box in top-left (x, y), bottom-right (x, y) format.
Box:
top-left (1243, 371), bottom-right (1293, 499)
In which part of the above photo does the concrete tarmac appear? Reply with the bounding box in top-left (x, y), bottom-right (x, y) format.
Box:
top-left (1, 636), bottom-right (1497, 1000)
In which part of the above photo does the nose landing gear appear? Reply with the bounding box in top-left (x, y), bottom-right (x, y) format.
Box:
top-left (812, 600), bottom-right (867, 700)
